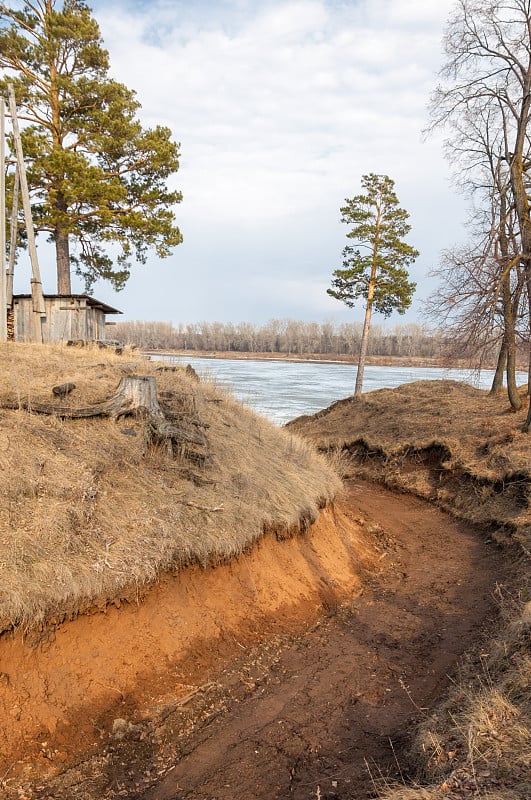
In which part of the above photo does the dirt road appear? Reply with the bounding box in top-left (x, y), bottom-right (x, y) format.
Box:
top-left (14, 481), bottom-right (507, 800)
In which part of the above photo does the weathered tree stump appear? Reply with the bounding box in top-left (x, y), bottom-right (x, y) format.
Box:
top-left (106, 374), bottom-right (161, 417)
top-left (3, 375), bottom-right (209, 464)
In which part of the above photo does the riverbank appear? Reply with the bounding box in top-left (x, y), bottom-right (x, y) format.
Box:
top-left (0, 342), bottom-right (339, 636)
top-left (288, 378), bottom-right (531, 545)
top-left (143, 350), bottom-right (529, 426)
top-left (147, 348), bottom-right (531, 372)
top-left (144, 349), bottom-right (458, 368)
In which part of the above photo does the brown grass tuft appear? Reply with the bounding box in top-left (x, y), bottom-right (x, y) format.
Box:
top-left (375, 592), bottom-right (531, 800)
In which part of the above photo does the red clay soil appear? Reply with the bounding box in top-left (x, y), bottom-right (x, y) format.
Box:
top-left (1, 481), bottom-right (508, 800)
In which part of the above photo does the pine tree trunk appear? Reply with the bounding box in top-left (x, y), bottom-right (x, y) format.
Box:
top-left (55, 227), bottom-right (71, 295)
top-left (355, 297), bottom-right (373, 397)
top-left (355, 250), bottom-right (378, 397)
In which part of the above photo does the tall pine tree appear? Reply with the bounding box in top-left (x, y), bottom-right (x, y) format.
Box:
top-left (328, 174), bottom-right (418, 395)
top-left (0, 0), bottom-right (182, 294)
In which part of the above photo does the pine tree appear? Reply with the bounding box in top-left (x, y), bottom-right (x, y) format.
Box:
top-left (328, 173), bottom-right (418, 395)
top-left (0, 0), bottom-right (183, 294)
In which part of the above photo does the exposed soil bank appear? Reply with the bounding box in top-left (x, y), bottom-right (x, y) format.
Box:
top-left (0, 502), bottom-right (374, 784)
top-left (288, 379), bottom-right (531, 546)
top-left (2, 481), bottom-right (509, 800)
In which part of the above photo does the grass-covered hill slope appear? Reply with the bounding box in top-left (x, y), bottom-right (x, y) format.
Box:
top-left (0, 343), bottom-right (340, 633)
top-left (288, 379), bottom-right (531, 545)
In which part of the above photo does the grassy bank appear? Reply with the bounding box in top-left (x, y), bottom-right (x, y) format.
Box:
top-left (289, 380), bottom-right (531, 545)
top-left (0, 343), bottom-right (340, 633)
top-left (289, 380), bottom-right (531, 800)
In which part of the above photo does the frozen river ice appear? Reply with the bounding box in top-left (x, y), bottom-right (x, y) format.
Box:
top-left (154, 355), bottom-right (527, 425)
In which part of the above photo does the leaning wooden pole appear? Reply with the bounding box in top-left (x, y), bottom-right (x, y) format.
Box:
top-left (0, 97), bottom-right (7, 341)
top-left (7, 84), bottom-right (46, 335)
top-left (7, 165), bottom-right (19, 308)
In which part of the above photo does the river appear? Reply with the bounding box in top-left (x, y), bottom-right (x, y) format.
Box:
top-left (154, 355), bottom-right (528, 425)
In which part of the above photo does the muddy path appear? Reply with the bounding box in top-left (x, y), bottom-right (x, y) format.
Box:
top-left (13, 481), bottom-right (508, 800)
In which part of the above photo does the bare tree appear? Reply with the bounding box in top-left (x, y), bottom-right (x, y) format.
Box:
top-left (430, 0), bottom-right (531, 426)
top-left (114, 318), bottom-right (447, 360)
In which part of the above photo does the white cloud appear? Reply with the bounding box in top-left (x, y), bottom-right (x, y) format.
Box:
top-left (37, 0), bottom-right (465, 325)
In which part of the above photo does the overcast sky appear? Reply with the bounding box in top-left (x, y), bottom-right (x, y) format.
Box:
top-left (17, 0), bottom-right (466, 326)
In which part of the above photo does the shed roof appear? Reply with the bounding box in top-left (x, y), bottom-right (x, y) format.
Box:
top-left (12, 294), bottom-right (122, 315)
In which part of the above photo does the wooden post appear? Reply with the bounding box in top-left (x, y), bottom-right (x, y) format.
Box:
top-left (7, 84), bottom-right (46, 332)
top-left (0, 97), bottom-right (6, 341)
top-left (6, 165), bottom-right (19, 308)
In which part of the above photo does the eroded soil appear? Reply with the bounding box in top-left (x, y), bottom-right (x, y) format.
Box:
top-left (2, 481), bottom-right (508, 800)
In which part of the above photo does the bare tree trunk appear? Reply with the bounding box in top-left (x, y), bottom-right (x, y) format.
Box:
top-left (506, 343), bottom-right (522, 411)
top-left (496, 185), bottom-right (522, 410)
top-left (514, 261), bottom-right (531, 427)
top-left (510, 155), bottom-right (531, 430)
top-left (524, 281), bottom-right (531, 432)
top-left (490, 340), bottom-right (507, 395)
top-left (502, 277), bottom-right (522, 411)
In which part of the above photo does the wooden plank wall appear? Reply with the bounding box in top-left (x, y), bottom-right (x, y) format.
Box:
top-left (13, 297), bottom-right (106, 343)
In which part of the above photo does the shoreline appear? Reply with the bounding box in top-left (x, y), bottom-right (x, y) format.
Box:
top-left (143, 349), bottom-right (476, 369)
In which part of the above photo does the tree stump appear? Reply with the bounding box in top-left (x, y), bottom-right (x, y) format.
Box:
top-left (106, 375), bottom-right (160, 417)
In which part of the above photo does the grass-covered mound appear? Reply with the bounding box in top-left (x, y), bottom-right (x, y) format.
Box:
top-left (288, 379), bottom-right (531, 545)
top-left (289, 379), bottom-right (531, 800)
top-left (0, 343), bottom-right (340, 633)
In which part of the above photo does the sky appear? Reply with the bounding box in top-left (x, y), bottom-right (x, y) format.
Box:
top-left (15, 0), bottom-right (467, 326)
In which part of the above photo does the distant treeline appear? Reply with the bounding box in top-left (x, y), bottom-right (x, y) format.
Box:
top-left (113, 319), bottom-right (449, 358)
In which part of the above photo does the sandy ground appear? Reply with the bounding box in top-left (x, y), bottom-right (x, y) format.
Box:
top-left (1, 480), bottom-right (508, 800)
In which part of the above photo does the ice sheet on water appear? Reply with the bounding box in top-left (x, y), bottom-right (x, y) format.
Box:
top-left (154, 356), bottom-right (527, 425)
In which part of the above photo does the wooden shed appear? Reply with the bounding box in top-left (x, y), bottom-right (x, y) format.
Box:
top-left (10, 294), bottom-right (122, 344)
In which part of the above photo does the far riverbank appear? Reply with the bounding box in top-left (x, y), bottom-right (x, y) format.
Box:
top-left (143, 349), bottom-right (479, 369)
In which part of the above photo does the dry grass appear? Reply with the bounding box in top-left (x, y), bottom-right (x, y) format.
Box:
top-left (378, 598), bottom-right (531, 800)
top-left (289, 378), bottom-right (531, 800)
top-left (289, 379), bottom-right (531, 546)
top-left (0, 343), bottom-right (341, 633)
